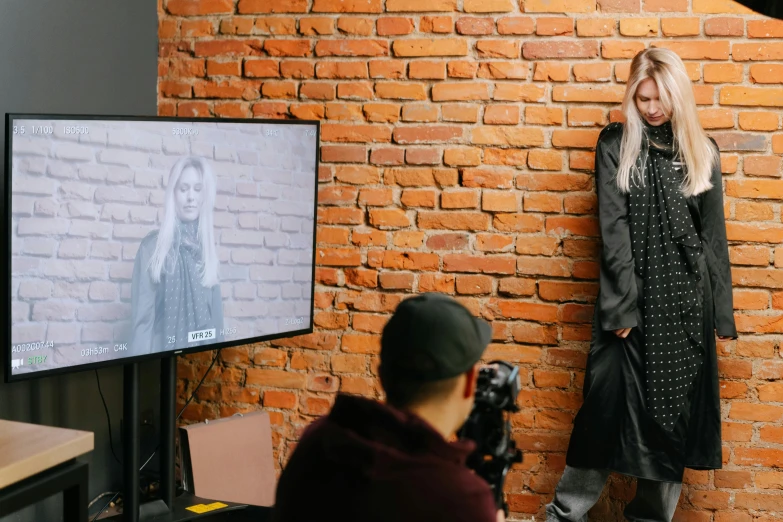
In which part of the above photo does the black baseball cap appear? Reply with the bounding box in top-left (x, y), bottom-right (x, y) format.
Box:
top-left (379, 293), bottom-right (493, 383)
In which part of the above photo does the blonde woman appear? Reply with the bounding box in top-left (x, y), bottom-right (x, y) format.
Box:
top-left (546, 48), bottom-right (736, 522)
top-left (130, 156), bottom-right (223, 354)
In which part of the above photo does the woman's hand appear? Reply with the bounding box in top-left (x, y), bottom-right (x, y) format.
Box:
top-left (716, 330), bottom-right (733, 341)
top-left (614, 328), bottom-right (632, 338)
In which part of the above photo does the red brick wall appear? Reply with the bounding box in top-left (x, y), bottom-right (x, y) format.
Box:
top-left (158, 0), bottom-right (783, 519)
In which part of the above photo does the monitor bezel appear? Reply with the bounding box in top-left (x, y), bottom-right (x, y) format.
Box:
top-left (4, 113), bottom-right (321, 383)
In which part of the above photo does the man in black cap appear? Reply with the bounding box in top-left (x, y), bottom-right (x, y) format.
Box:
top-left (272, 293), bottom-right (503, 522)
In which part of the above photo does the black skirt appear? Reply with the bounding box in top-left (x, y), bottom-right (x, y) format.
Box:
top-left (566, 260), bottom-right (721, 482)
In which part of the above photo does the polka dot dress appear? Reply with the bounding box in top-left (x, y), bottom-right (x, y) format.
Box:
top-left (160, 219), bottom-right (213, 349)
top-left (628, 121), bottom-right (704, 432)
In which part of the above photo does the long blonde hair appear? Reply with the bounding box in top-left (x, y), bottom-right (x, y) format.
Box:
top-left (149, 156), bottom-right (219, 287)
top-left (617, 48), bottom-right (716, 197)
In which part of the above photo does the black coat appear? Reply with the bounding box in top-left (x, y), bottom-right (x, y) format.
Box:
top-left (565, 123), bottom-right (737, 483)
top-left (733, 0), bottom-right (783, 19)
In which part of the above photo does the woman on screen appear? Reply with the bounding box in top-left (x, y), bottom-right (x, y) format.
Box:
top-left (130, 156), bottom-right (223, 354)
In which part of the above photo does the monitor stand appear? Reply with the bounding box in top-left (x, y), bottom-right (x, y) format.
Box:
top-left (103, 357), bottom-right (271, 522)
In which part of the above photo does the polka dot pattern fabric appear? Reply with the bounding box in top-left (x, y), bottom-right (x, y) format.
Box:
top-left (160, 219), bottom-right (214, 348)
top-left (628, 121), bottom-right (705, 432)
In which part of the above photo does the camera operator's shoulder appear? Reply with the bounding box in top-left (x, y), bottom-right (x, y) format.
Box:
top-left (448, 475), bottom-right (498, 522)
top-left (425, 464), bottom-right (497, 521)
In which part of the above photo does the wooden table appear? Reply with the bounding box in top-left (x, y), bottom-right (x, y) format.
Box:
top-left (0, 419), bottom-right (93, 521)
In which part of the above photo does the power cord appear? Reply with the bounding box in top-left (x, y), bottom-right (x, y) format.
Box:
top-left (175, 348), bottom-right (222, 423)
top-left (90, 492), bottom-right (120, 522)
top-left (88, 491), bottom-right (116, 510)
top-left (90, 349), bottom-right (222, 521)
top-left (95, 370), bottom-right (121, 464)
top-left (140, 348), bottom-right (222, 472)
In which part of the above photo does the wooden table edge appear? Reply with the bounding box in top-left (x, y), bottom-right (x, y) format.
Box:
top-left (0, 422), bottom-right (94, 490)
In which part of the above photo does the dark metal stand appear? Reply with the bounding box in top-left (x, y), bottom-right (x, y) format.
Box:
top-left (139, 495), bottom-right (254, 522)
top-left (113, 356), bottom-right (269, 522)
top-left (0, 459), bottom-right (88, 521)
top-left (124, 363), bottom-right (140, 522)
top-left (160, 356), bottom-right (176, 508)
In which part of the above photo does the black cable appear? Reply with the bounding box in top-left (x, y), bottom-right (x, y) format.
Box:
top-left (95, 370), bottom-right (121, 464)
top-left (91, 492), bottom-right (120, 522)
top-left (88, 491), bottom-right (116, 510)
top-left (176, 348), bottom-right (222, 422)
top-left (91, 349), bottom-right (222, 522)
top-left (139, 348), bottom-right (222, 472)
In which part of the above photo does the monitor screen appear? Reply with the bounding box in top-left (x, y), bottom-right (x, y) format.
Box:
top-left (5, 115), bottom-right (318, 381)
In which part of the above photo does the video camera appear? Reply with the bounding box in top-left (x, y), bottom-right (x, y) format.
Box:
top-left (458, 360), bottom-right (523, 516)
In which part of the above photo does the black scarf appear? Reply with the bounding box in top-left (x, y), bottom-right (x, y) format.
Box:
top-left (159, 219), bottom-right (213, 346)
top-left (628, 121), bottom-right (704, 431)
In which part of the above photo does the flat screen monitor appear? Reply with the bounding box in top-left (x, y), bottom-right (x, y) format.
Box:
top-left (4, 114), bottom-right (319, 382)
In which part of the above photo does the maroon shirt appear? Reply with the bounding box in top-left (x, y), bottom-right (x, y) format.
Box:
top-left (272, 394), bottom-right (497, 522)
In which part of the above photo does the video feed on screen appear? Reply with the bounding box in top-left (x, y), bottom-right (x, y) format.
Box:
top-left (8, 117), bottom-right (317, 378)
